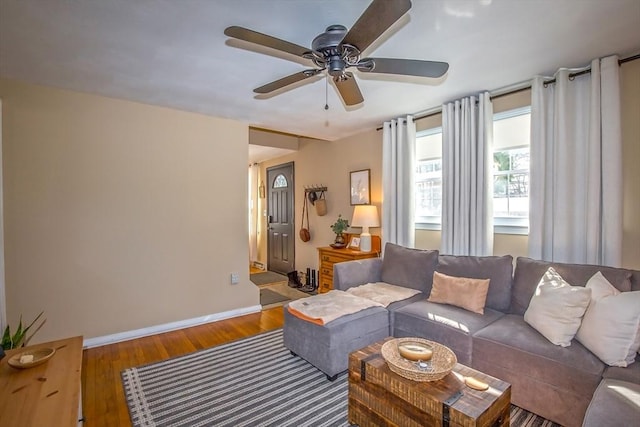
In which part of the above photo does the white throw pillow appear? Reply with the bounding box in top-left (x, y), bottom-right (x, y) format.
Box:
top-left (576, 272), bottom-right (640, 366)
top-left (524, 267), bottom-right (592, 347)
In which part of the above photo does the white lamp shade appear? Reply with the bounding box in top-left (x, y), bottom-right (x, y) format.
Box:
top-left (350, 205), bottom-right (380, 228)
top-left (351, 205), bottom-right (379, 252)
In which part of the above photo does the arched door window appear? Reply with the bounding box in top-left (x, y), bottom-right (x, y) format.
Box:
top-left (273, 174), bottom-right (288, 188)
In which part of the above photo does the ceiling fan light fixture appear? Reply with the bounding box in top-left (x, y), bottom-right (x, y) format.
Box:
top-left (224, 0), bottom-right (449, 109)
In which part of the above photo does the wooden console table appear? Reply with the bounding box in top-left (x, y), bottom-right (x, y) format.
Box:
top-left (0, 336), bottom-right (83, 427)
top-left (318, 235), bottom-right (381, 293)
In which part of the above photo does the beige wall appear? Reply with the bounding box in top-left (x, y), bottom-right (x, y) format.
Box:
top-left (0, 79), bottom-right (256, 343)
top-left (621, 59), bottom-right (640, 269)
top-left (249, 127), bottom-right (299, 150)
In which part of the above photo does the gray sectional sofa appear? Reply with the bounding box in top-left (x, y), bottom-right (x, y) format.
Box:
top-left (327, 243), bottom-right (640, 427)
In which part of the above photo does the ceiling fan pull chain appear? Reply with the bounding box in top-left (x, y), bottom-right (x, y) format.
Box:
top-left (324, 72), bottom-right (329, 111)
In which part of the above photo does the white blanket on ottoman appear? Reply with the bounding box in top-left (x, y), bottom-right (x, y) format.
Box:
top-left (346, 282), bottom-right (421, 307)
top-left (287, 290), bottom-right (383, 325)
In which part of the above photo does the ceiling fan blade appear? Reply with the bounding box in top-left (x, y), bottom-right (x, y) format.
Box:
top-left (254, 69), bottom-right (321, 94)
top-left (334, 72), bottom-right (364, 106)
top-left (341, 0), bottom-right (411, 53)
top-left (357, 58), bottom-right (449, 78)
top-left (224, 26), bottom-right (310, 58)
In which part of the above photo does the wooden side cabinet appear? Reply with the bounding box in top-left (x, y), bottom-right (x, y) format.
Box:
top-left (318, 235), bottom-right (381, 293)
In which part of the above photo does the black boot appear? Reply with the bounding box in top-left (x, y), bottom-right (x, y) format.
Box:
top-left (287, 271), bottom-right (302, 288)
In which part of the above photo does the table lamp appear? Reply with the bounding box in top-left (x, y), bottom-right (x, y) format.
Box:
top-left (350, 205), bottom-right (380, 252)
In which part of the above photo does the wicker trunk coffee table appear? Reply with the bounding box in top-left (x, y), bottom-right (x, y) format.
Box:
top-left (349, 338), bottom-right (511, 427)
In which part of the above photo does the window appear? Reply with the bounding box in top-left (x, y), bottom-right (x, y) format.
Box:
top-left (273, 174), bottom-right (288, 188)
top-left (415, 128), bottom-right (443, 228)
top-left (492, 108), bottom-right (530, 233)
top-left (415, 107), bottom-right (531, 234)
top-left (493, 147), bottom-right (529, 222)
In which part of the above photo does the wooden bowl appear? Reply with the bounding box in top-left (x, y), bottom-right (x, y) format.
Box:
top-left (8, 347), bottom-right (56, 369)
top-left (398, 341), bottom-right (433, 361)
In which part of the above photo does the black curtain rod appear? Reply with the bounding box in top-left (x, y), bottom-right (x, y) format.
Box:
top-left (377, 53), bottom-right (640, 131)
top-left (543, 53), bottom-right (640, 86)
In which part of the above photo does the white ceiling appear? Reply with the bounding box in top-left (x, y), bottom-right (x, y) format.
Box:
top-left (1, 0), bottom-right (639, 142)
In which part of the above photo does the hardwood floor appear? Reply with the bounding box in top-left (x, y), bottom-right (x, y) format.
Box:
top-left (250, 265), bottom-right (264, 274)
top-left (81, 307), bottom-right (284, 426)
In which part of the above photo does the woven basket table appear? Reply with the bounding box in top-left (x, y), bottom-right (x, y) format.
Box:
top-left (348, 337), bottom-right (511, 427)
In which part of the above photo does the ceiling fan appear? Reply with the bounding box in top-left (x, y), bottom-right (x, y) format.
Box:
top-left (224, 0), bottom-right (449, 108)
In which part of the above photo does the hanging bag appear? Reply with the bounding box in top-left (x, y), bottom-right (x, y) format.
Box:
top-left (299, 195), bottom-right (311, 242)
top-left (315, 191), bottom-right (327, 216)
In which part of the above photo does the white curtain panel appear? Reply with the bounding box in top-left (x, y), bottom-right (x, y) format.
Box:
top-left (441, 92), bottom-right (494, 256)
top-left (382, 116), bottom-right (416, 250)
top-left (529, 55), bottom-right (622, 266)
top-left (248, 164), bottom-right (259, 263)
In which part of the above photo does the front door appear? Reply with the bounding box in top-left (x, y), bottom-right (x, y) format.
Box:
top-left (267, 162), bottom-right (295, 274)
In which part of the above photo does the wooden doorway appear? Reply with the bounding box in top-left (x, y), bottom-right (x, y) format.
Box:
top-left (266, 162), bottom-right (295, 274)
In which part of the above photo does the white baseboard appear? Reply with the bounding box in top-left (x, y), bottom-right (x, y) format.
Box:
top-left (82, 304), bottom-right (262, 349)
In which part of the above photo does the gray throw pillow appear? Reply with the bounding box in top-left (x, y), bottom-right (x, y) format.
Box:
top-left (380, 243), bottom-right (439, 293)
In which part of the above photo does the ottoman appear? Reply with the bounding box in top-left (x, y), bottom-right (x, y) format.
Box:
top-left (283, 304), bottom-right (390, 380)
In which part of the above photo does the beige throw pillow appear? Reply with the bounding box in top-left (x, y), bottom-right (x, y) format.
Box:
top-left (428, 271), bottom-right (490, 314)
top-left (576, 272), bottom-right (640, 367)
top-left (524, 267), bottom-right (591, 347)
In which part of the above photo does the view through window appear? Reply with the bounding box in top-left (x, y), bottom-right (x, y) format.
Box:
top-left (415, 107), bottom-right (531, 233)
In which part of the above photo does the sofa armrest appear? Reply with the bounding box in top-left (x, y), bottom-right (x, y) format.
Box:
top-left (333, 258), bottom-right (383, 291)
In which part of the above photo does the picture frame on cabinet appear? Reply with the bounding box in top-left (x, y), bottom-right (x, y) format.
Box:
top-left (348, 236), bottom-right (361, 250)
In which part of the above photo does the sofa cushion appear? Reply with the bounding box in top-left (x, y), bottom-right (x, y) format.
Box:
top-left (428, 271), bottom-right (490, 314)
top-left (381, 243), bottom-right (439, 293)
top-left (576, 272), bottom-right (640, 366)
top-left (391, 298), bottom-right (504, 365)
top-left (386, 293), bottom-right (426, 335)
top-left (333, 257), bottom-right (383, 291)
top-left (472, 314), bottom-right (604, 400)
top-left (603, 361), bottom-right (640, 384)
top-left (511, 257), bottom-right (635, 315)
top-left (524, 267), bottom-right (591, 347)
top-left (582, 379), bottom-right (640, 427)
top-left (436, 254), bottom-right (513, 312)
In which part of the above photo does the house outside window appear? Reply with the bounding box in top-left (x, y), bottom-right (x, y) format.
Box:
top-left (415, 107), bottom-right (531, 234)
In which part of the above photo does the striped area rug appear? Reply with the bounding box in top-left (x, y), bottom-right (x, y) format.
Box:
top-left (121, 329), bottom-right (561, 427)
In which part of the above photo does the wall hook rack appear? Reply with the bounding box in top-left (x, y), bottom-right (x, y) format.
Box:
top-left (305, 185), bottom-right (327, 194)
top-left (304, 185), bottom-right (327, 207)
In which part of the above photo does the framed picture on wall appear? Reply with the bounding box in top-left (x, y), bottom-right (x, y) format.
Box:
top-left (350, 169), bottom-right (371, 205)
